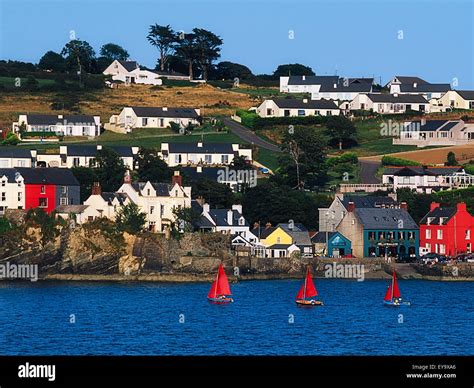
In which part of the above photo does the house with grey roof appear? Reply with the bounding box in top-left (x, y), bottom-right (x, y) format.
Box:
top-left (393, 119), bottom-right (474, 147)
top-left (386, 76), bottom-right (451, 100)
top-left (256, 98), bottom-right (340, 117)
top-left (0, 148), bottom-right (36, 168)
top-left (13, 114), bottom-right (101, 137)
top-left (108, 106), bottom-right (201, 133)
top-left (279, 75), bottom-right (374, 101)
top-left (277, 223), bottom-right (313, 257)
top-left (382, 166), bottom-right (474, 193)
top-left (336, 202), bottom-right (419, 258)
top-left (350, 93), bottom-right (430, 113)
top-left (103, 60), bottom-right (163, 85)
top-left (159, 142), bottom-right (252, 167)
top-left (437, 90), bottom-right (474, 111)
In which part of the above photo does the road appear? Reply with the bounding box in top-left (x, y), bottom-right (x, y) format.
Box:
top-left (359, 160), bottom-right (381, 184)
top-left (222, 117), bottom-right (282, 153)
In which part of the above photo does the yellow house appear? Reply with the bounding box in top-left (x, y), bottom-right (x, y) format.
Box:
top-left (437, 90), bottom-right (474, 110)
top-left (260, 226), bottom-right (292, 246)
top-left (251, 225), bottom-right (300, 258)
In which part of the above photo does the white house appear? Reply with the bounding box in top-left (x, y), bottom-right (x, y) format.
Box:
top-left (13, 114), bottom-right (101, 137)
top-left (279, 75), bottom-right (374, 100)
top-left (116, 171), bottom-right (192, 232)
top-left (256, 98), bottom-right (340, 117)
top-left (382, 166), bottom-right (474, 193)
top-left (80, 183), bottom-right (131, 223)
top-left (160, 142), bottom-right (253, 167)
top-left (108, 106), bottom-right (201, 133)
top-left (386, 76), bottom-right (451, 100)
top-left (0, 169), bottom-right (25, 215)
top-left (35, 145), bottom-right (138, 170)
top-left (393, 119), bottom-right (474, 147)
top-left (436, 90), bottom-right (474, 111)
top-left (350, 93), bottom-right (430, 114)
top-left (0, 148), bottom-right (35, 168)
top-left (194, 201), bottom-right (259, 247)
top-left (103, 60), bottom-right (163, 86)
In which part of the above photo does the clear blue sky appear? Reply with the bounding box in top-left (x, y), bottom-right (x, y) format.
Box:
top-left (1, 0), bottom-right (473, 87)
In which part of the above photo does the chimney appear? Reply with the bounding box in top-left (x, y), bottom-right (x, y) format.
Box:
top-left (96, 144), bottom-right (103, 151)
top-left (457, 202), bottom-right (467, 212)
top-left (124, 170), bottom-right (132, 184)
top-left (265, 222), bottom-right (272, 229)
top-left (203, 203), bottom-right (210, 213)
top-left (58, 114), bottom-right (63, 119)
top-left (413, 82), bottom-right (417, 88)
top-left (430, 202), bottom-right (440, 211)
top-left (253, 222), bottom-right (259, 230)
top-left (197, 142), bottom-right (203, 148)
top-left (400, 201), bottom-right (408, 211)
top-left (333, 83), bottom-right (337, 89)
top-left (303, 98), bottom-right (308, 104)
top-left (302, 75), bottom-right (306, 81)
top-left (421, 118), bottom-right (426, 126)
top-left (227, 209), bottom-right (233, 225)
top-left (172, 170), bottom-right (182, 187)
top-left (196, 196), bottom-right (205, 206)
top-left (232, 204), bottom-right (242, 213)
top-left (393, 93), bottom-right (399, 98)
top-left (347, 201), bottom-right (355, 212)
top-left (197, 166), bottom-right (202, 173)
top-left (162, 107), bottom-right (168, 111)
top-left (92, 182), bottom-right (101, 195)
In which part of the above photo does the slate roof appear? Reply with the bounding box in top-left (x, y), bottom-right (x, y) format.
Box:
top-left (341, 195), bottom-right (398, 209)
top-left (393, 76), bottom-right (428, 85)
top-left (384, 166), bottom-right (463, 176)
top-left (419, 207), bottom-right (457, 225)
top-left (64, 145), bottom-right (134, 157)
top-left (0, 148), bottom-right (32, 158)
top-left (287, 75), bottom-right (338, 86)
top-left (3, 168), bottom-right (79, 185)
top-left (131, 106), bottom-right (199, 119)
top-left (287, 76), bottom-right (373, 93)
top-left (277, 223), bottom-right (312, 246)
top-left (100, 192), bottom-right (128, 205)
top-left (366, 93), bottom-right (428, 103)
top-left (272, 98), bottom-right (339, 110)
top-left (206, 209), bottom-right (248, 227)
top-left (26, 114), bottom-right (97, 125)
top-left (311, 231), bottom-right (338, 244)
top-left (167, 143), bottom-right (234, 154)
top-left (355, 208), bottom-right (418, 230)
top-left (400, 83), bottom-right (451, 93)
top-left (267, 244), bottom-right (294, 249)
top-left (456, 90), bottom-right (474, 100)
top-left (131, 182), bottom-right (171, 197)
top-left (0, 169), bottom-right (21, 181)
top-left (118, 60), bottom-right (139, 72)
top-left (250, 226), bottom-right (277, 239)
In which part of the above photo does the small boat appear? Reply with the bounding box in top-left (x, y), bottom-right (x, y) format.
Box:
top-left (208, 263), bottom-right (234, 304)
top-left (296, 267), bottom-right (323, 306)
top-left (383, 270), bottom-right (411, 307)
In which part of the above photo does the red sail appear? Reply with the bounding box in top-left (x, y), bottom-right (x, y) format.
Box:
top-left (384, 285), bottom-right (392, 301)
top-left (296, 267), bottom-right (318, 299)
top-left (392, 271), bottom-right (401, 298)
top-left (208, 264), bottom-right (231, 298)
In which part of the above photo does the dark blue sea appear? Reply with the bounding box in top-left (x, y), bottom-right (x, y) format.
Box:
top-left (0, 279), bottom-right (472, 355)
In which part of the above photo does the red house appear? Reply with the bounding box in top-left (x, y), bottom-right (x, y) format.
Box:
top-left (419, 202), bottom-right (474, 256)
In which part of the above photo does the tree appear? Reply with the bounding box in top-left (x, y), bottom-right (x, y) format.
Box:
top-left (210, 61), bottom-right (253, 81)
top-left (325, 116), bottom-right (357, 150)
top-left (396, 188), bottom-right (434, 223)
top-left (174, 33), bottom-right (198, 80)
top-left (231, 155), bottom-right (252, 170)
top-left (158, 55), bottom-right (201, 78)
top-left (94, 148), bottom-right (127, 192)
top-left (115, 203), bottom-right (146, 234)
top-left (38, 51), bottom-right (66, 72)
top-left (136, 148), bottom-right (173, 183)
top-left (147, 24), bottom-right (177, 72)
top-left (445, 151), bottom-right (457, 166)
top-left (71, 166), bottom-right (97, 202)
top-left (190, 178), bottom-right (235, 208)
top-left (193, 28), bottom-right (223, 81)
top-left (100, 43), bottom-right (129, 62)
top-left (172, 207), bottom-right (201, 232)
top-left (273, 63), bottom-right (315, 78)
top-left (61, 39), bottom-right (96, 75)
top-left (279, 127), bottom-right (328, 189)
top-left (2, 132), bottom-right (20, 145)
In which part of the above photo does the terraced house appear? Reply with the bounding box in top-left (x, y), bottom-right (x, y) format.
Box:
top-left (336, 201), bottom-right (419, 258)
top-left (13, 114), bottom-right (101, 137)
top-left (256, 98), bottom-right (340, 117)
top-left (350, 93), bottom-right (430, 114)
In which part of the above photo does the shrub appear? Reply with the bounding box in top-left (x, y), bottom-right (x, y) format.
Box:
top-left (381, 155), bottom-right (421, 166)
top-left (236, 109), bottom-right (259, 128)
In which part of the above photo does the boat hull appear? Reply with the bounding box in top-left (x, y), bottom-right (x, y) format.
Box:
top-left (208, 297), bottom-right (234, 304)
top-left (383, 300), bottom-right (411, 307)
top-left (296, 299), bottom-right (323, 306)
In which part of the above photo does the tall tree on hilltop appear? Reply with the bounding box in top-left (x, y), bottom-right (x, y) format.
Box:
top-left (100, 43), bottom-right (130, 62)
top-left (175, 33), bottom-right (199, 80)
top-left (147, 24), bottom-right (177, 72)
top-left (61, 39), bottom-right (96, 74)
top-left (193, 28), bottom-right (223, 81)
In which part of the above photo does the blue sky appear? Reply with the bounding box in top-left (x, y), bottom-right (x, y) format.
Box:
top-left (1, 0), bottom-right (473, 87)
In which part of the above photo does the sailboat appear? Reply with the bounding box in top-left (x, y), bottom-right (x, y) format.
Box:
top-left (295, 267), bottom-right (323, 306)
top-left (383, 270), bottom-right (410, 307)
top-left (208, 263), bottom-right (234, 304)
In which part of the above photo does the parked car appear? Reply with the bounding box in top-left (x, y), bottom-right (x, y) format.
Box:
top-left (258, 167), bottom-right (270, 174)
top-left (419, 253), bottom-right (448, 264)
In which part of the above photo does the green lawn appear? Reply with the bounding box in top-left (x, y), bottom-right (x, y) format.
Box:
top-left (256, 148), bottom-right (280, 171)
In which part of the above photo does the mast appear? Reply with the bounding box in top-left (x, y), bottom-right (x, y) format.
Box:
top-left (303, 268), bottom-right (308, 299)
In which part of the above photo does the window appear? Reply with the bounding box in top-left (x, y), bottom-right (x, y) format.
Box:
top-left (160, 205), bottom-right (165, 216)
top-left (39, 198), bottom-right (48, 208)
top-left (40, 185), bottom-right (46, 194)
top-left (18, 192), bottom-right (21, 201)
top-left (160, 119), bottom-right (164, 127)
top-left (1, 192), bottom-right (5, 201)
top-left (221, 155), bottom-right (229, 164)
top-left (425, 229), bottom-right (431, 239)
top-left (150, 206), bottom-right (154, 215)
top-left (61, 186), bottom-right (68, 195)
top-left (297, 110), bottom-right (305, 116)
top-left (284, 110), bottom-right (290, 117)
top-left (439, 244), bottom-right (446, 254)
top-left (466, 230), bottom-right (471, 240)
top-left (277, 237), bottom-right (281, 244)
top-left (437, 229), bottom-right (443, 239)
top-left (266, 108), bottom-right (272, 116)
top-left (60, 197), bottom-right (68, 205)
top-left (1, 180), bottom-right (5, 187)
top-left (204, 155), bottom-right (212, 164)
top-left (142, 118), bottom-right (148, 126)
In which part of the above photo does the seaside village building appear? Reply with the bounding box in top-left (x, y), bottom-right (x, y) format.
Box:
top-left (60, 171), bottom-right (191, 232)
top-left (13, 114), bottom-right (101, 137)
top-left (419, 202), bottom-right (474, 257)
top-left (0, 168), bottom-right (80, 215)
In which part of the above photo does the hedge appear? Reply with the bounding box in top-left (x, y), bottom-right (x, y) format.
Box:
top-left (381, 155), bottom-right (421, 166)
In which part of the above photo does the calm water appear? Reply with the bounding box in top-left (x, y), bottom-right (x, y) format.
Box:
top-left (0, 279), bottom-right (472, 355)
